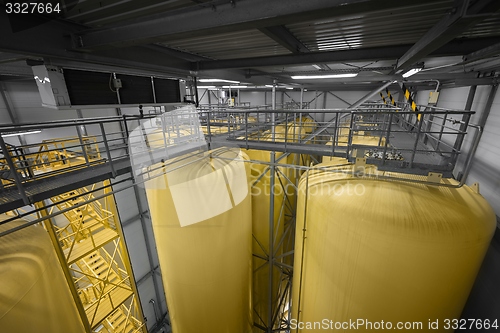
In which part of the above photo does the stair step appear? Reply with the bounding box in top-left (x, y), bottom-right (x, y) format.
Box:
top-left (91, 263), bottom-right (109, 276)
top-left (109, 311), bottom-right (127, 328)
top-left (86, 287), bottom-right (133, 328)
top-left (65, 228), bottom-right (119, 264)
top-left (107, 308), bottom-right (125, 322)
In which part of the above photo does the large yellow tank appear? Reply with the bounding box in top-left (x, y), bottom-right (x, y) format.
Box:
top-left (292, 163), bottom-right (496, 332)
top-left (145, 148), bottom-right (253, 333)
top-left (0, 217), bottom-right (86, 332)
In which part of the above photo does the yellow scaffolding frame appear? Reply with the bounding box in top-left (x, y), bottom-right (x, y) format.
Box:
top-left (23, 136), bottom-right (146, 333)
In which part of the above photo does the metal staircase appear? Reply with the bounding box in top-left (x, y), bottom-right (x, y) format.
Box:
top-left (35, 182), bottom-right (145, 333)
top-left (14, 136), bottom-right (148, 333)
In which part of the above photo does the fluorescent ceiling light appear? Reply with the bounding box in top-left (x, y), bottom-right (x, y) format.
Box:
top-left (402, 68), bottom-right (422, 78)
top-left (291, 73), bottom-right (358, 79)
top-left (199, 79), bottom-right (240, 84)
top-left (2, 130), bottom-right (41, 138)
top-left (286, 87), bottom-right (294, 90)
top-left (222, 85), bottom-right (247, 88)
top-left (197, 85), bottom-right (216, 89)
top-left (265, 85), bottom-right (274, 88)
top-left (312, 64), bottom-right (323, 70)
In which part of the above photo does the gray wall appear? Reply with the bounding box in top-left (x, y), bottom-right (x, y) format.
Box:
top-left (0, 79), bottom-right (168, 331)
top-left (415, 85), bottom-right (500, 324)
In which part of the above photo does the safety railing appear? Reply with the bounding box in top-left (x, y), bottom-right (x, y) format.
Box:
top-left (213, 102), bottom-right (475, 175)
top-left (0, 113), bottom-right (160, 205)
top-left (0, 101), bottom-right (478, 211)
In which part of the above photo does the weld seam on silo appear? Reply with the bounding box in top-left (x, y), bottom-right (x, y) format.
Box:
top-left (220, 167), bottom-right (236, 207)
top-left (295, 169), bottom-right (310, 331)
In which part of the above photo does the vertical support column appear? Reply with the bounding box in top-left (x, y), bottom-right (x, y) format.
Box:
top-left (100, 123), bottom-right (116, 177)
top-left (193, 76), bottom-right (199, 107)
top-left (451, 85), bottom-right (476, 165)
top-left (267, 79), bottom-right (278, 333)
top-left (300, 88), bottom-right (304, 110)
top-left (321, 91), bottom-right (327, 123)
top-left (75, 109), bottom-right (88, 136)
top-left (461, 84), bottom-right (499, 183)
top-left (35, 201), bottom-right (92, 333)
top-left (0, 134), bottom-right (30, 205)
top-left (75, 123), bottom-right (90, 166)
top-left (151, 77), bottom-right (157, 103)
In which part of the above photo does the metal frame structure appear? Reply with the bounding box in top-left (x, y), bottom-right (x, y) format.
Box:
top-left (0, 94), bottom-right (481, 333)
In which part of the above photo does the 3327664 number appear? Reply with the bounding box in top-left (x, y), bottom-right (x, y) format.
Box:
top-left (444, 319), bottom-right (499, 330)
top-left (5, 2), bottom-right (61, 14)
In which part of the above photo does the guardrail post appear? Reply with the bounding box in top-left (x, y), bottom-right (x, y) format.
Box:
top-left (0, 133), bottom-right (30, 205)
top-left (75, 123), bottom-right (90, 166)
top-left (100, 123), bottom-right (116, 178)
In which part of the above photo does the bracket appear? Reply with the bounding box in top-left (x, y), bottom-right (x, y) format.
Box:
top-left (427, 172), bottom-right (442, 184)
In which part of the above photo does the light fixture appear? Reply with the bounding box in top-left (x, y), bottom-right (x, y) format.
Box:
top-left (222, 85), bottom-right (248, 88)
top-left (286, 87), bottom-right (294, 90)
top-left (197, 85), bottom-right (216, 89)
top-left (402, 68), bottom-right (423, 78)
top-left (2, 130), bottom-right (41, 138)
top-left (199, 79), bottom-right (240, 84)
top-left (291, 73), bottom-right (358, 79)
top-left (265, 84), bottom-right (274, 88)
top-left (34, 76), bottom-right (50, 84)
top-left (312, 64), bottom-right (323, 70)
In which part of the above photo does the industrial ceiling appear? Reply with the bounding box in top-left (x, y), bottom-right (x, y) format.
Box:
top-left (1, 0), bottom-right (500, 90)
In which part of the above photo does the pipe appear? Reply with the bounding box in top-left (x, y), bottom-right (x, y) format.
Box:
top-left (150, 299), bottom-right (160, 323)
top-left (404, 79), bottom-right (441, 92)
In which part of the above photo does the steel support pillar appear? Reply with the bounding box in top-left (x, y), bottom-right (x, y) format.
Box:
top-left (461, 84), bottom-right (498, 183)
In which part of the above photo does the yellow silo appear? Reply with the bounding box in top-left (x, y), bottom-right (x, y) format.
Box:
top-left (0, 217), bottom-right (86, 333)
top-left (292, 163), bottom-right (496, 332)
top-left (145, 148), bottom-right (253, 333)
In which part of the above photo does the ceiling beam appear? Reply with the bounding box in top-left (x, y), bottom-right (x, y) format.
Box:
top-left (193, 37), bottom-right (499, 71)
top-left (463, 42), bottom-right (500, 64)
top-left (0, 52), bottom-right (28, 64)
top-left (0, 62), bottom-right (33, 76)
top-left (195, 45), bottom-right (409, 71)
top-left (76, 0), bottom-right (439, 50)
top-left (395, 0), bottom-right (500, 72)
top-left (0, 11), bottom-right (193, 77)
top-left (258, 26), bottom-right (309, 54)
